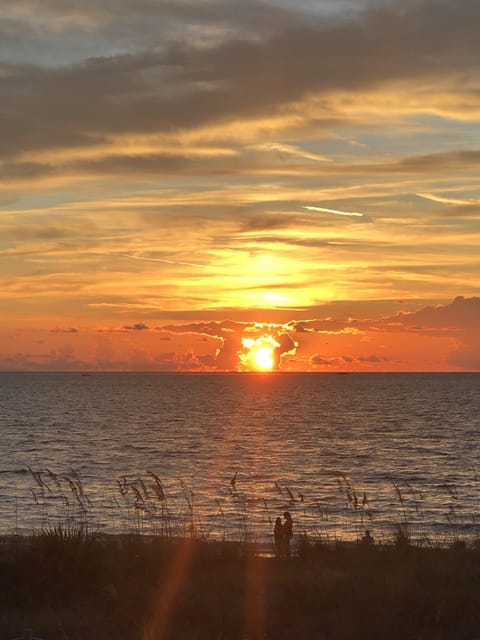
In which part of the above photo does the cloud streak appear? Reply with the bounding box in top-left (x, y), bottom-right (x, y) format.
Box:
top-left (1, 0), bottom-right (480, 363)
top-left (1, 0), bottom-right (480, 166)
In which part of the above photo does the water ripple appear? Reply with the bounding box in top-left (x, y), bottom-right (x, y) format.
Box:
top-left (0, 372), bottom-right (479, 543)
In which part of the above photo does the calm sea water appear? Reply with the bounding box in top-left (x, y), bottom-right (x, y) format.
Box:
top-left (0, 372), bottom-right (479, 546)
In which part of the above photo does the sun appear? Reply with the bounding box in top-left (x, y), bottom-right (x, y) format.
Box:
top-left (252, 345), bottom-right (275, 370)
top-left (240, 335), bottom-right (280, 371)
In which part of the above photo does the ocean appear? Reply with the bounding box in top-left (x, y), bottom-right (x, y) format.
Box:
top-left (0, 372), bottom-right (479, 546)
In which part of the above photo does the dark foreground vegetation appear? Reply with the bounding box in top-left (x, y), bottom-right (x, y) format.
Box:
top-left (2, 531), bottom-right (480, 640)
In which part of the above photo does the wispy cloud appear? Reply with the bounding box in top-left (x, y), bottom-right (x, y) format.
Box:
top-left (1, 0), bottom-right (480, 354)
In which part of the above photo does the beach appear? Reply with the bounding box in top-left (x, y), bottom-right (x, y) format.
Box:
top-left (2, 531), bottom-right (480, 640)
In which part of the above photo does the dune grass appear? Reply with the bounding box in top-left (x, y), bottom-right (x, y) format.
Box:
top-left (2, 530), bottom-right (480, 640)
top-left (3, 468), bottom-right (480, 638)
top-left (19, 466), bottom-right (480, 548)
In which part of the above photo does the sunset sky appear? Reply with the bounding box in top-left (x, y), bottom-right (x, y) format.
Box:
top-left (1, 0), bottom-right (479, 371)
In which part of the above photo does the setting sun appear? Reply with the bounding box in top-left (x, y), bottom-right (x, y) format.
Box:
top-left (252, 345), bottom-right (275, 370)
top-left (240, 335), bottom-right (281, 371)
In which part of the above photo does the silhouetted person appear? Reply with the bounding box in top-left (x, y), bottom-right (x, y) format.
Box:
top-left (283, 511), bottom-right (293, 557)
top-left (361, 529), bottom-right (374, 545)
top-left (273, 516), bottom-right (284, 557)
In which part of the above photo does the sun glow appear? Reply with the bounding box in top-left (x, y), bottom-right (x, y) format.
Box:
top-left (240, 335), bottom-right (280, 371)
top-left (252, 345), bottom-right (275, 370)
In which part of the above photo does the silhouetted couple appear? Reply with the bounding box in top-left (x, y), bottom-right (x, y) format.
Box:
top-left (274, 511), bottom-right (293, 557)
top-left (361, 529), bottom-right (374, 545)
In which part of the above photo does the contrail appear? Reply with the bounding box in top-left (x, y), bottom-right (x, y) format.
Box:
top-left (416, 192), bottom-right (479, 206)
top-left (303, 205), bottom-right (364, 217)
top-left (252, 142), bottom-right (330, 162)
top-left (122, 254), bottom-right (213, 269)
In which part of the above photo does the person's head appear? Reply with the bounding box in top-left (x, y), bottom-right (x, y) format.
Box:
top-left (275, 516), bottom-right (281, 525)
top-left (283, 511), bottom-right (291, 520)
